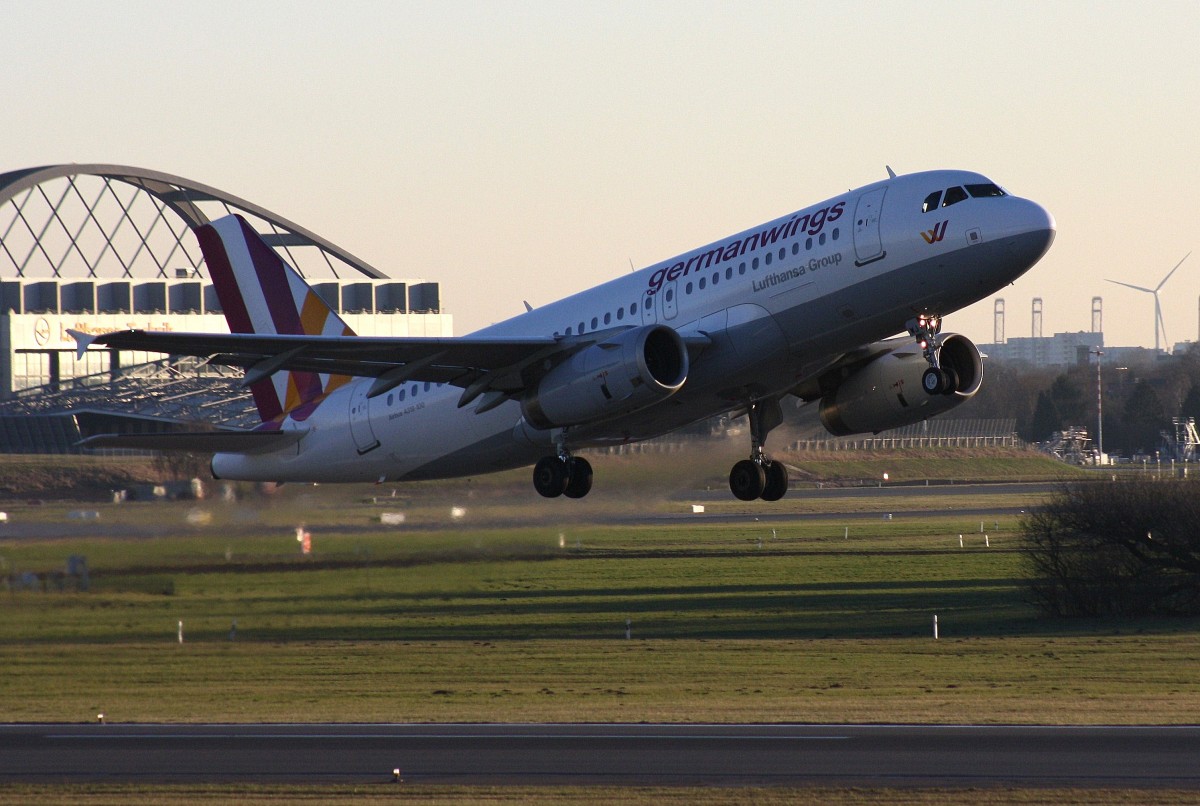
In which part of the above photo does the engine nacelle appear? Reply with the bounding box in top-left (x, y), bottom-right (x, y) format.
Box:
top-left (522, 324), bottom-right (688, 429)
top-left (819, 333), bottom-right (983, 436)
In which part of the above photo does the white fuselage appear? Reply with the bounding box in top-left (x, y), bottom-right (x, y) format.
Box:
top-left (212, 169), bottom-right (1054, 483)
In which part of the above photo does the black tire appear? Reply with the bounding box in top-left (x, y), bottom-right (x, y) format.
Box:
top-left (760, 461), bottom-right (789, 501)
top-left (729, 459), bottom-right (766, 501)
top-left (564, 457), bottom-right (593, 499)
top-left (922, 367), bottom-right (948, 395)
top-left (533, 455), bottom-right (568, 498)
top-left (940, 367), bottom-right (960, 395)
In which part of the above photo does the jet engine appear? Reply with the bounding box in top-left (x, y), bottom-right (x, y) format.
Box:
top-left (818, 333), bottom-right (983, 436)
top-left (522, 324), bottom-right (688, 429)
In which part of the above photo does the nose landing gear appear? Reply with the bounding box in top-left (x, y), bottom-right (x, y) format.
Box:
top-left (728, 398), bottom-right (789, 502)
top-left (908, 315), bottom-right (958, 396)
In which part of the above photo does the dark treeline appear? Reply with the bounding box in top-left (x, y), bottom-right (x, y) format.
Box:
top-left (940, 346), bottom-right (1200, 456)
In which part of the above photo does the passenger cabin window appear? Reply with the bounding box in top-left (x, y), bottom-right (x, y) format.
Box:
top-left (966, 183), bottom-right (1005, 198)
top-left (942, 186), bottom-right (968, 207)
top-left (922, 191), bottom-right (942, 213)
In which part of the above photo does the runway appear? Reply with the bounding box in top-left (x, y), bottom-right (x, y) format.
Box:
top-left (3, 723), bottom-right (1199, 787)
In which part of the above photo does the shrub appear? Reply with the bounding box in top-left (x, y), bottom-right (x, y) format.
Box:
top-left (1020, 479), bottom-right (1200, 616)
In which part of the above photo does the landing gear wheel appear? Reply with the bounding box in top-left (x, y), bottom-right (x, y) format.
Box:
top-left (729, 459), bottom-right (766, 501)
top-left (533, 456), bottom-right (569, 498)
top-left (922, 367), bottom-right (950, 395)
top-left (760, 461), bottom-right (789, 501)
top-left (563, 457), bottom-right (593, 499)
top-left (940, 367), bottom-right (960, 396)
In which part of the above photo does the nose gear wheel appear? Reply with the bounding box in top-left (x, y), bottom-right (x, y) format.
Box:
top-left (908, 314), bottom-right (957, 396)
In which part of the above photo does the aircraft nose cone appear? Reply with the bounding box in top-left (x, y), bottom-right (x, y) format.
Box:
top-left (1031, 199), bottom-right (1056, 241)
top-left (1009, 198), bottom-right (1055, 266)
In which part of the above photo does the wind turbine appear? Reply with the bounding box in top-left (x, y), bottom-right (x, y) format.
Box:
top-left (1107, 252), bottom-right (1191, 353)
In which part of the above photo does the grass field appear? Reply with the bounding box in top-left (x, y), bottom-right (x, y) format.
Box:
top-left (2, 470), bottom-right (1197, 725)
top-left (2, 448), bottom-right (1197, 801)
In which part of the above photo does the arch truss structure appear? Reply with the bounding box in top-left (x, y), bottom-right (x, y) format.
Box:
top-left (0, 164), bottom-right (386, 283)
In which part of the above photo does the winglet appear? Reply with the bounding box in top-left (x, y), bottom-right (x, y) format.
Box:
top-left (67, 329), bottom-right (97, 360)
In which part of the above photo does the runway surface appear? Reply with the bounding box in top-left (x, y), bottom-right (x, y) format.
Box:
top-left (4, 723), bottom-right (1199, 787)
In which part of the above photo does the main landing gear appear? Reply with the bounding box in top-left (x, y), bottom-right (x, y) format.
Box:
top-left (908, 314), bottom-right (958, 396)
top-left (728, 398), bottom-right (789, 502)
top-left (533, 440), bottom-right (593, 499)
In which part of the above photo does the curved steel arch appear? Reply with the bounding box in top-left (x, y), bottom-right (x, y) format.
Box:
top-left (0, 163), bottom-right (386, 280)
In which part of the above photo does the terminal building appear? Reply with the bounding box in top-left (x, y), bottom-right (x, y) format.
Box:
top-left (0, 164), bottom-right (451, 451)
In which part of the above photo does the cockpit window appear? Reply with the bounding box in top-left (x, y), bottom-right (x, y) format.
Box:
top-left (942, 186), bottom-right (968, 207)
top-left (922, 191), bottom-right (942, 213)
top-left (966, 183), bottom-right (1005, 198)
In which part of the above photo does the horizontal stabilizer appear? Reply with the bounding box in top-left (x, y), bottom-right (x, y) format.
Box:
top-left (66, 329), bottom-right (98, 360)
top-left (78, 429), bottom-right (307, 454)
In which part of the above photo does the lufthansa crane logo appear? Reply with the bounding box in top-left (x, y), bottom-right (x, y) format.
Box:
top-left (921, 221), bottom-right (949, 244)
top-left (33, 317), bottom-right (51, 346)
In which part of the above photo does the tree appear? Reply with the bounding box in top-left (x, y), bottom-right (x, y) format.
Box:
top-left (1027, 390), bottom-right (1060, 442)
top-left (1119, 380), bottom-right (1168, 455)
top-left (1021, 480), bottom-right (1200, 617)
top-left (1048, 373), bottom-right (1087, 425)
top-left (1180, 383), bottom-right (1200, 424)
top-left (1023, 372), bottom-right (1087, 442)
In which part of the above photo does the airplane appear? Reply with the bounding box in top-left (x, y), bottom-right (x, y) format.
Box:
top-left (72, 168), bottom-right (1055, 501)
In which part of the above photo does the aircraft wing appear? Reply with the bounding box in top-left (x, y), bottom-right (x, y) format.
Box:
top-left (71, 327), bottom-right (712, 410)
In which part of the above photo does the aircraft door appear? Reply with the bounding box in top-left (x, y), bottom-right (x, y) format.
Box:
top-left (853, 188), bottom-right (887, 266)
top-left (348, 382), bottom-right (381, 454)
top-left (662, 280), bottom-right (679, 320)
top-left (641, 290), bottom-right (657, 325)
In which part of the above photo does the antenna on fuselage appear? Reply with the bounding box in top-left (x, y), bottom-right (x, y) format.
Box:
top-left (886, 165), bottom-right (897, 179)
top-left (523, 300), bottom-right (533, 313)
top-left (629, 258), bottom-right (635, 273)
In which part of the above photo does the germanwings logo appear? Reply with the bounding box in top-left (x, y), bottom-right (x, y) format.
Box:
top-left (921, 221), bottom-right (949, 244)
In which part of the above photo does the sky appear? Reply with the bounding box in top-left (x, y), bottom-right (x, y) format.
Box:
top-left (3, 0), bottom-right (1198, 348)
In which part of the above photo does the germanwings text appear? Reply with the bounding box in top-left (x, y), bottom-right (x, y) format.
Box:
top-left (646, 200), bottom-right (846, 295)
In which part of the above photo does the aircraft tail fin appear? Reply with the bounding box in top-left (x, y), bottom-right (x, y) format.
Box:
top-left (197, 214), bottom-right (356, 424)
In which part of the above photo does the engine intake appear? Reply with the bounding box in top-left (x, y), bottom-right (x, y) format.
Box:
top-left (522, 324), bottom-right (688, 429)
top-left (819, 333), bottom-right (983, 436)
